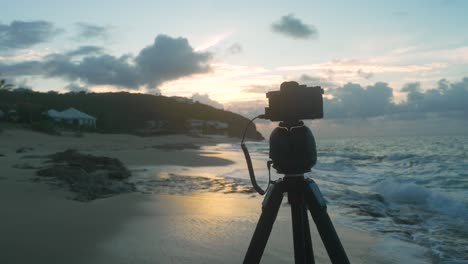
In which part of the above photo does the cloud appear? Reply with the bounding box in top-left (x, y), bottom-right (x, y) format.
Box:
top-left (401, 82), bottom-right (421, 93)
top-left (271, 14), bottom-right (318, 39)
top-left (9, 78), bottom-right (32, 90)
top-left (226, 43), bottom-right (243, 55)
top-left (135, 35), bottom-right (212, 89)
top-left (65, 83), bottom-right (89, 93)
top-left (325, 82), bottom-right (395, 118)
top-left (75, 22), bottom-right (110, 40)
top-left (243, 84), bottom-right (277, 93)
top-left (224, 99), bottom-right (267, 118)
top-left (195, 32), bottom-right (232, 51)
top-left (0, 34), bottom-right (212, 92)
top-left (191, 93), bottom-right (224, 109)
top-left (278, 59), bottom-right (447, 73)
top-left (299, 74), bottom-right (338, 89)
top-left (45, 53), bottom-right (141, 88)
top-left (357, 69), bottom-right (374, 79)
top-left (0, 60), bottom-right (45, 76)
top-left (326, 78), bottom-right (468, 118)
top-left (0, 49), bottom-right (54, 62)
top-left (400, 78), bottom-right (468, 113)
top-left (0, 20), bottom-right (61, 51)
top-left (65, 46), bottom-right (104, 56)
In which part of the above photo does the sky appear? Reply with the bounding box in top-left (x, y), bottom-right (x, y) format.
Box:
top-left (1, 0), bottom-right (467, 137)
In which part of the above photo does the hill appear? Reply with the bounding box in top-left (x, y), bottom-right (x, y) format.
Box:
top-left (0, 90), bottom-right (264, 140)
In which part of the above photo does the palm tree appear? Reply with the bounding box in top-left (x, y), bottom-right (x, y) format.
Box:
top-left (0, 79), bottom-right (13, 90)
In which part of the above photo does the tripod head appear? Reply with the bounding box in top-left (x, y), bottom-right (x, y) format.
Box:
top-left (269, 120), bottom-right (317, 175)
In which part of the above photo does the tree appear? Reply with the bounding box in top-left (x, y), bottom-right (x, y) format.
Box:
top-left (0, 79), bottom-right (14, 90)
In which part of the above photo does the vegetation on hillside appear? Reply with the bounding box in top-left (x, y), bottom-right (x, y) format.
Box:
top-left (0, 88), bottom-right (263, 140)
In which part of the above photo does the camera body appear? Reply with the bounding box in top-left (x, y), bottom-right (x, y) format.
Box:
top-left (264, 81), bottom-right (324, 122)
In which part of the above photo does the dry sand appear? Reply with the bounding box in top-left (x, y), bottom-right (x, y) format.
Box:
top-left (0, 129), bottom-right (429, 263)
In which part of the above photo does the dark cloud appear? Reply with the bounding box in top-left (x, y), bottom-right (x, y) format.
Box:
top-left (135, 35), bottom-right (212, 88)
top-left (400, 77), bottom-right (468, 113)
top-left (356, 69), bottom-right (374, 79)
top-left (40, 53), bottom-right (140, 88)
top-left (65, 46), bottom-right (104, 56)
top-left (401, 82), bottom-right (422, 106)
top-left (65, 83), bottom-right (89, 93)
top-left (326, 82), bottom-right (394, 118)
top-left (0, 20), bottom-right (61, 51)
top-left (226, 43), bottom-right (243, 55)
top-left (401, 82), bottom-right (421, 93)
top-left (0, 61), bottom-right (45, 76)
top-left (326, 78), bottom-right (468, 119)
top-left (0, 34), bottom-right (212, 92)
top-left (271, 14), bottom-right (318, 39)
top-left (75, 22), bottom-right (109, 40)
top-left (191, 93), bottom-right (224, 109)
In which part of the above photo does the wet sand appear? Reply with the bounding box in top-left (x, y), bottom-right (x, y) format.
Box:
top-left (0, 129), bottom-right (430, 263)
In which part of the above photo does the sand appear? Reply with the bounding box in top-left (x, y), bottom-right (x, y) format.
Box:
top-left (0, 128), bottom-right (430, 263)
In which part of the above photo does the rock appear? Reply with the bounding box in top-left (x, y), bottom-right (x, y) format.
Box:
top-left (16, 147), bottom-right (34, 153)
top-left (12, 163), bottom-right (37, 169)
top-left (36, 149), bottom-right (134, 202)
top-left (48, 149), bottom-right (130, 175)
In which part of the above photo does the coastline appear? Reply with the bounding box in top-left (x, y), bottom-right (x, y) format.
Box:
top-left (0, 129), bottom-right (430, 263)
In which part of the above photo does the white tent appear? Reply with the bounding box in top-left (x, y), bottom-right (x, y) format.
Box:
top-left (47, 108), bottom-right (96, 127)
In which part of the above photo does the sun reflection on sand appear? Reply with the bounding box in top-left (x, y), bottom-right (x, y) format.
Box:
top-left (158, 192), bottom-right (259, 217)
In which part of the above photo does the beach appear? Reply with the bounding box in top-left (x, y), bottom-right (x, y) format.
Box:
top-left (0, 129), bottom-right (431, 263)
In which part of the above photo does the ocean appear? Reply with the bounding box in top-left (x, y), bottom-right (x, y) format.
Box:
top-left (216, 135), bottom-right (468, 263)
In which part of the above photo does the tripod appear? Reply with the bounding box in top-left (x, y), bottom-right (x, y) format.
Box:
top-left (243, 121), bottom-right (350, 264)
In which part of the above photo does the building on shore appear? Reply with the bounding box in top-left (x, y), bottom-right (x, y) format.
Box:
top-left (186, 119), bottom-right (229, 135)
top-left (171, 96), bottom-right (193, 104)
top-left (47, 108), bottom-right (97, 127)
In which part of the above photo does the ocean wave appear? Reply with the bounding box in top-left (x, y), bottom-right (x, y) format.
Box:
top-left (318, 152), bottom-right (419, 163)
top-left (373, 180), bottom-right (468, 219)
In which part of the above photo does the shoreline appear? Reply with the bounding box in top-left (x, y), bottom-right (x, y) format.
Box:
top-left (0, 128), bottom-right (431, 263)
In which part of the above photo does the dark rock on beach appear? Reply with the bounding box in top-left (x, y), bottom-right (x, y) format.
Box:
top-left (36, 149), bottom-right (135, 202)
top-left (12, 163), bottom-right (38, 169)
top-left (16, 147), bottom-right (34, 153)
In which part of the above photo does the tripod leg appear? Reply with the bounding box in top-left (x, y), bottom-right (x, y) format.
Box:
top-left (304, 179), bottom-right (350, 264)
top-left (289, 191), bottom-right (305, 264)
top-left (244, 181), bottom-right (284, 264)
top-left (302, 206), bottom-right (315, 264)
top-left (289, 190), bottom-right (315, 264)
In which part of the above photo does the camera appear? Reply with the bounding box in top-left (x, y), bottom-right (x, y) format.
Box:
top-left (264, 81), bottom-right (324, 122)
